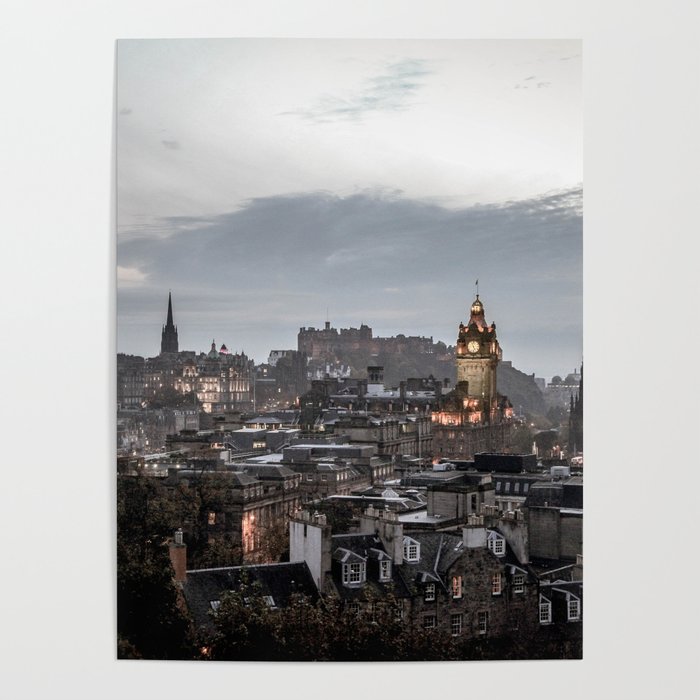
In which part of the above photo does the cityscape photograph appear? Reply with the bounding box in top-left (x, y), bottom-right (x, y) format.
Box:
top-left (116, 38), bottom-right (582, 661)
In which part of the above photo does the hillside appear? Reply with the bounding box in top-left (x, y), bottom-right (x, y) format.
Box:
top-left (311, 345), bottom-right (545, 416)
top-left (497, 362), bottom-right (546, 416)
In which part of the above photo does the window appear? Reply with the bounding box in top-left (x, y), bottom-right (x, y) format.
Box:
top-left (207, 511), bottom-right (216, 525)
top-left (539, 596), bottom-right (552, 624)
top-left (320, 474), bottom-right (328, 481)
top-left (342, 562), bottom-right (366, 585)
top-left (568, 597), bottom-right (581, 621)
top-left (403, 537), bottom-right (420, 562)
top-left (423, 615), bottom-right (437, 630)
top-left (209, 600), bottom-right (221, 612)
top-left (451, 614), bottom-right (463, 636)
top-left (347, 601), bottom-right (360, 615)
top-left (492, 572), bottom-right (502, 595)
top-left (306, 474), bottom-right (313, 481)
top-left (379, 560), bottom-right (392, 582)
top-left (514, 482), bottom-right (520, 493)
top-left (452, 575), bottom-right (463, 599)
top-left (524, 483), bottom-right (529, 493)
top-left (513, 574), bottom-right (525, 593)
top-left (394, 600), bottom-right (404, 621)
top-left (488, 534), bottom-right (505, 556)
top-left (425, 583), bottom-right (436, 601)
top-left (478, 611), bottom-right (488, 635)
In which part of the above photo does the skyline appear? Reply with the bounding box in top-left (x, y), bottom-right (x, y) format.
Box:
top-left (117, 39), bottom-right (582, 379)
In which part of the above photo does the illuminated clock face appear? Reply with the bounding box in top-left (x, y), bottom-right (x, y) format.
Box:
top-left (467, 341), bottom-right (480, 354)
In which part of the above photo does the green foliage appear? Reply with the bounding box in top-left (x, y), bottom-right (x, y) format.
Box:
top-left (206, 584), bottom-right (462, 662)
top-left (146, 386), bottom-right (199, 409)
top-left (315, 500), bottom-right (355, 533)
top-left (117, 475), bottom-right (195, 659)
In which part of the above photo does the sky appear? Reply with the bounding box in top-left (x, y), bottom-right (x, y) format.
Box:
top-left (117, 39), bottom-right (582, 379)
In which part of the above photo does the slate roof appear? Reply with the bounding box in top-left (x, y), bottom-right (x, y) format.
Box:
top-left (524, 479), bottom-right (583, 509)
top-left (329, 534), bottom-right (412, 600)
top-left (182, 561), bottom-right (319, 630)
top-left (240, 464), bottom-right (298, 480)
top-left (399, 532), bottom-right (465, 591)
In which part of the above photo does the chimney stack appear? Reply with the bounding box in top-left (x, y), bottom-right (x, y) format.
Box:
top-left (289, 510), bottom-right (332, 593)
top-left (169, 528), bottom-right (187, 583)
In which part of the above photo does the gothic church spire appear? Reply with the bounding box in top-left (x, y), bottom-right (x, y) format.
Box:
top-left (160, 292), bottom-right (179, 354)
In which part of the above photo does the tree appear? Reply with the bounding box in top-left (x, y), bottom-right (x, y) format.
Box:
top-left (206, 584), bottom-right (461, 662)
top-left (117, 475), bottom-right (195, 659)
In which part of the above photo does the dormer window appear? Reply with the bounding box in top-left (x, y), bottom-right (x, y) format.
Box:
top-left (403, 536), bottom-right (420, 562)
top-left (342, 561), bottom-right (366, 586)
top-left (513, 573), bottom-right (525, 593)
top-left (379, 560), bottom-right (392, 582)
top-left (487, 531), bottom-right (506, 556)
top-left (567, 595), bottom-right (581, 621)
top-left (539, 595), bottom-right (552, 624)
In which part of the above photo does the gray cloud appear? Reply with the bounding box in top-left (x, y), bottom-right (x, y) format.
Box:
top-left (283, 59), bottom-right (433, 122)
top-left (117, 187), bottom-right (582, 377)
top-left (161, 139), bottom-right (180, 150)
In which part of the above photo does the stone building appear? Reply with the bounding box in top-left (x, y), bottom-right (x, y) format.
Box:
top-left (432, 295), bottom-right (514, 459)
top-left (117, 294), bottom-right (254, 414)
top-left (163, 465), bottom-right (303, 564)
top-left (289, 507), bottom-right (539, 640)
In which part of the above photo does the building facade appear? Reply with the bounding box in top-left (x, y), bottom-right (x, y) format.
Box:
top-left (432, 295), bottom-right (513, 459)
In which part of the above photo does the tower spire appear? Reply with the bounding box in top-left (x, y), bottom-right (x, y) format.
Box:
top-left (166, 291), bottom-right (174, 326)
top-left (160, 291), bottom-right (179, 354)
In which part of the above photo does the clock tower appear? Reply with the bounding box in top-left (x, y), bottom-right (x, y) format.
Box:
top-left (455, 295), bottom-right (501, 419)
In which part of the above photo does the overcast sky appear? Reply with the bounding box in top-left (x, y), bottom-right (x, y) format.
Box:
top-left (117, 39), bottom-right (581, 379)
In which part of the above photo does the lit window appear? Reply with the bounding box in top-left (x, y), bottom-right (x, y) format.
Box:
top-left (379, 560), bottom-right (392, 581)
top-left (451, 613), bottom-right (463, 636)
top-left (452, 575), bottom-right (463, 599)
top-left (425, 583), bottom-right (436, 601)
top-left (423, 615), bottom-right (437, 630)
top-left (539, 596), bottom-right (552, 624)
top-left (207, 512), bottom-right (216, 525)
top-left (568, 597), bottom-right (581, 621)
top-left (492, 572), bottom-right (502, 595)
top-left (478, 611), bottom-right (488, 635)
top-left (513, 574), bottom-right (525, 593)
